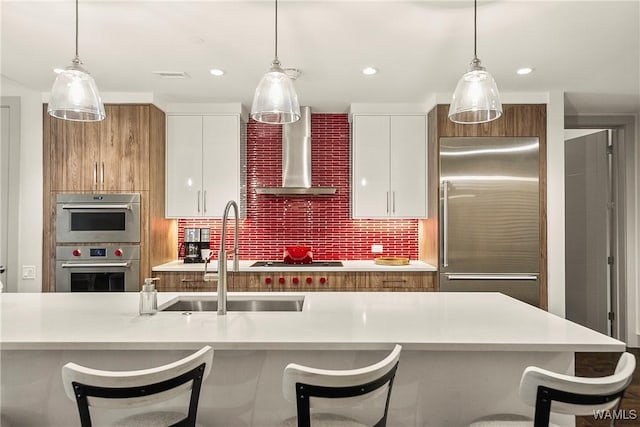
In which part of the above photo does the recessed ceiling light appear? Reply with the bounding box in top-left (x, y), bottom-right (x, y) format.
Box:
top-left (209, 69), bottom-right (225, 77)
top-left (53, 68), bottom-right (65, 74)
top-left (516, 67), bottom-right (534, 75)
top-left (362, 67), bottom-right (378, 76)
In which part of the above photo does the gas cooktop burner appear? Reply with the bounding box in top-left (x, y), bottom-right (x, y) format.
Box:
top-left (250, 261), bottom-right (343, 267)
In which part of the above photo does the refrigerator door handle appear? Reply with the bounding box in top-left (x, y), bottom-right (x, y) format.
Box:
top-left (446, 274), bottom-right (538, 281)
top-left (442, 180), bottom-right (449, 267)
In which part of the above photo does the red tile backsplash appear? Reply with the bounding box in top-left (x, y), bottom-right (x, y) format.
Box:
top-left (178, 114), bottom-right (419, 261)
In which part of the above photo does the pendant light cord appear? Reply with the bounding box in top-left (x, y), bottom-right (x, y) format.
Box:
top-left (473, 0), bottom-right (477, 60)
top-left (74, 0), bottom-right (79, 60)
top-left (274, 0), bottom-right (278, 61)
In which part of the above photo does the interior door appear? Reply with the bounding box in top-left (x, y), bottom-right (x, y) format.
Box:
top-left (1, 104), bottom-right (9, 291)
top-left (565, 130), bottom-right (611, 335)
top-left (0, 98), bottom-right (20, 292)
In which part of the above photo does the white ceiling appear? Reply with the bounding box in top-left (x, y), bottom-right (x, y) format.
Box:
top-left (2, 0), bottom-right (639, 113)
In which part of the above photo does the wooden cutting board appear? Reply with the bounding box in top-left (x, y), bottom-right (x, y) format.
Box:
top-left (374, 256), bottom-right (410, 266)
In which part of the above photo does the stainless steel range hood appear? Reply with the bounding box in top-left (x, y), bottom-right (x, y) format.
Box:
top-left (255, 106), bottom-right (336, 196)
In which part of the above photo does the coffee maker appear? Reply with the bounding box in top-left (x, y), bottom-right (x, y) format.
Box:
top-left (183, 228), bottom-right (210, 263)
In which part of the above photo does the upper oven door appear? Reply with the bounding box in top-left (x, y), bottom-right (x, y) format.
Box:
top-left (56, 193), bottom-right (140, 243)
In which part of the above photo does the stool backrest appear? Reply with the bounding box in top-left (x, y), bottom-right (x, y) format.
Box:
top-left (282, 344), bottom-right (402, 427)
top-left (62, 346), bottom-right (213, 427)
top-left (518, 352), bottom-right (635, 426)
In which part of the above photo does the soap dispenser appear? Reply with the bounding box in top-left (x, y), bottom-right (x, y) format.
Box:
top-left (139, 277), bottom-right (159, 315)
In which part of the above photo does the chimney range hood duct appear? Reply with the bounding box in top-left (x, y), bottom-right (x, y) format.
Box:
top-left (255, 106), bottom-right (336, 195)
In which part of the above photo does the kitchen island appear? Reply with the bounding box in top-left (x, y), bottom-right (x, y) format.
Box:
top-left (0, 292), bottom-right (624, 426)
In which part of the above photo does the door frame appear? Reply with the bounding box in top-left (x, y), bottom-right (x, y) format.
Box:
top-left (1, 96), bottom-right (21, 292)
top-left (565, 115), bottom-right (637, 344)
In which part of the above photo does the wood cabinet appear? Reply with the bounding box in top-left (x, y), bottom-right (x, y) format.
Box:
top-left (352, 114), bottom-right (427, 218)
top-left (154, 271), bottom-right (216, 292)
top-left (356, 271), bottom-right (435, 291)
top-left (47, 105), bottom-right (150, 192)
top-left (42, 104), bottom-right (177, 292)
top-left (165, 114), bottom-right (242, 217)
top-left (153, 270), bottom-right (436, 293)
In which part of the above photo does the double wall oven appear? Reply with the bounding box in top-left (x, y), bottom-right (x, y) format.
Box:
top-left (55, 194), bottom-right (140, 292)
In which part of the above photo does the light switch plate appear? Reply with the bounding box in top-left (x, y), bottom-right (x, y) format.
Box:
top-left (371, 244), bottom-right (383, 253)
top-left (22, 265), bottom-right (36, 280)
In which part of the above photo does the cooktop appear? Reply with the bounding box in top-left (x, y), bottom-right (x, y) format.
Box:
top-left (250, 261), bottom-right (344, 267)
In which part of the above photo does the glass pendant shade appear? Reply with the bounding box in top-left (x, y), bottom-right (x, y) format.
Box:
top-left (48, 59), bottom-right (105, 121)
top-left (250, 60), bottom-right (300, 124)
top-left (448, 58), bottom-right (502, 124)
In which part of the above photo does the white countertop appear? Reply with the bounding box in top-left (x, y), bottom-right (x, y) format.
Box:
top-left (0, 292), bottom-right (623, 352)
top-left (152, 259), bottom-right (437, 272)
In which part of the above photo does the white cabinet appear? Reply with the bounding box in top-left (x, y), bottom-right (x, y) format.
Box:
top-left (352, 114), bottom-right (427, 218)
top-left (166, 114), bottom-right (241, 217)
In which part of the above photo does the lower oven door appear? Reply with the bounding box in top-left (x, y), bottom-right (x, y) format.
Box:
top-left (55, 260), bottom-right (140, 292)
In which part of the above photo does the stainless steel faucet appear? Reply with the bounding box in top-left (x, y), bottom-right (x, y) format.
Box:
top-left (217, 200), bottom-right (239, 315)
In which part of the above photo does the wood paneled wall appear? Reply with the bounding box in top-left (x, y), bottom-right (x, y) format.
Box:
top-left (419, 104), bottom-right (548, 308)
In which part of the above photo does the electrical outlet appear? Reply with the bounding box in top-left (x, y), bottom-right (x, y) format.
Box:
top-left (371, 244), bottom-right (383, 253)
top-left (22, 265), bottom-right (36, 280)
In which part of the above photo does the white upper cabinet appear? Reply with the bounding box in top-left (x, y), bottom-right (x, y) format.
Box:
top-left (166, 114), bottom-right (241, 218)
top-left (352, 114), bottom-right (427, 218)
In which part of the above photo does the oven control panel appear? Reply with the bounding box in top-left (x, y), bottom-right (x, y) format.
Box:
top-left (56, 245), bottom-right (140, 261)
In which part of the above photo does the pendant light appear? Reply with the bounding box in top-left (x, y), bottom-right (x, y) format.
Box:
top-left (448, 0), bottom-right (502, 124)
top-left (250, 0), bottom-right (300, 124)
top-left (48, 0), bottom-right (105, 122)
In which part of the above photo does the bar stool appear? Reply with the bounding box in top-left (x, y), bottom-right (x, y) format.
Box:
top-left (62, 346), bottom-right (213, 427)
top-left (469, 352), bottom-right (635, 427)
top-left (282, 345), bottom-right (402, 427)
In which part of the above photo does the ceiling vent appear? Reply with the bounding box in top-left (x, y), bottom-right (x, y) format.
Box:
top-left (152, 71), bottom-right (189, 79)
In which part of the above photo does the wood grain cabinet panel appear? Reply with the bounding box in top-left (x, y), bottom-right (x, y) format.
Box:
top-left (154, 271), bottom-right (217, 292)
top-left (46, 105), bottom-right (150, 192)
top-left (153, 271), bottom-right (437, 293)
top-left (356, 271), bottom-right (436, 292)
top-left (100, 105), bottom-right (150, 191)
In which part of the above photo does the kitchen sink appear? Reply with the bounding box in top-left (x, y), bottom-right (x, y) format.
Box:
top-left (159, 295), bottom-right (304, 312)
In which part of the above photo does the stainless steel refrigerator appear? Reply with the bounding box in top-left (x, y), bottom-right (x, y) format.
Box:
top-left (439, 137), bottom-right (541, 306)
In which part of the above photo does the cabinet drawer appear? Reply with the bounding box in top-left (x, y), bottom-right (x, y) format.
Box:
top-left (357, 272), bottom-right (435, 291)
top-left (154, 271), bottom-right (217, 292)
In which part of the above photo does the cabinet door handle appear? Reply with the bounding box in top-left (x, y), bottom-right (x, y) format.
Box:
top-left (382, 279), bottom-right (407, 283)
top-left (93, 162), bottom-right (97, 187)
top-left (100, 162), bottom-right (105, 186)
top-left (386, 192), bottom-right (390, 213)
top-left (392, 191), bottom-right (396, 213)
top-left (197, 191), bottom-right (201, 213)
top-left (203, 190), bottom-right (207, 213)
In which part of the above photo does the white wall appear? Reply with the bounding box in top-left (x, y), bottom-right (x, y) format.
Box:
top-left (546, 92), bottom-right (566, 317)
top-left (0, 77), bottom-right (43, 292)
